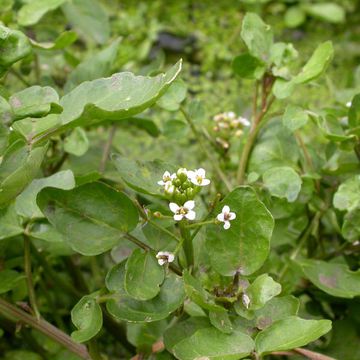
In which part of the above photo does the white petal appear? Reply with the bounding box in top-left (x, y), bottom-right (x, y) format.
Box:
top-left (157, 180), bottom-right (165, 185)
top-left (189, 178), bottom-right (198, 186)
top-left (228, 212), bottom-right (236, 220)
top-left (169, 202), bottom-right (180, 213)
top-left (174, 214), bottom-right (183, 221)
top-left (158, 259), bottom-right (166, 266)
top-left (197, 168), bottom-right (206, 177)
top-left (187, 170), bottom-right (196, 179)
top-left (184, 200), bottom-right (195, 210)
top-left (223, 221), bottom-right (231, 230)
top-left (156, 251), bottom-right (166, 258)
top-left (170, 173), bottom-right (177, 179)
top-left (163, 171), bottom-right (170, 178)
top-left (217, 213), bottom-right (225, 222)
top-left (201, 178), bottom-right (210, 186)
top-left (167, 253), bottom-right (175, 263)
top-left (222, 205), bottom-right (230, 214)
top-left (185, 210), bottom-right (196, 220)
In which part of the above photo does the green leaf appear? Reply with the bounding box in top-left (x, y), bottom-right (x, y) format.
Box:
top-left (12, 114), bottom-right (61, 142)
top-left (254, 296), bottom-right (300, 330)
top-left (162, 119), bottom-right (187, 139)
top-left (246, 274), bottom-right (282, 311)
top-left (342, 207), bottom-right (360, 242)
top-left (157, 79), bottom-right (187, 111)
top-left (255, 316), bottom-right (332, 355)
top-left (0, 25), bottom-right (32, 75)
top-left (0, 204), bottom-right (23, 240)
top-left (112, 155), bottom-right (177, 196)
top-left (106, 271), bottom-right (185, 323)
top-left (121, 117), bottom-right (160, 137)
top-left (37, 182), bottom-right (138, 255)
top-left (333, 175), bottom-right (360, 211)
top-left (173, 327), bottom-right (254, 360)
top-left (164, 317), bottom-right (211, 353)
top-left (64, 128), bottom-right (89, 156)
top-left (61, 0), bottom-right (110, 44)
top-left (9, 86), bottom-right (60, 121)
top-left (304, 3), bottom-right (345, 24)
top-left (263, 166), bottom-right (302, 202)
top-left (241, 13), bottom-right (273, 61)
top-left (64, 39), bottom-right (121, 92)
top-left (206, 186), bottom-right (274, 276)
top-left (315, 114), bottom-right (355, 142)
top-left (209, 311), bottom-right (233, 334)
top-left (284, 6), bottom-right (306, 28)
top-left (348, 94), bottom-right (360, 133)
top-left (183, 270), bottom-right (225, 312)
top-left (232, 53), bottom-right (265, 79)
top-left (71, 295), bottom-right (102, 343)
top-left (30, 31), bottom-right (77, 50)
top-left (15, 170), bottom-right (75, 219)
top-left (0, 140), bottom-right (47, 207)
top-left (125, 249), bottom-right (165, 301)
top-left (18, 0), bottom-right (69, 27)
top-left (42, 60), bottom-right (182, 136)
top-left (293, 41), bottom-right (334, 84)
top-left (282, 105), bottom-right (309, 131)
top-left (0, 96), bottom-right (12, 125)
top-left (298, 259), bottom-right (360, 298)
top-left (0, 270), bottom-right (25, 294)
top-left (272, 78), bottom-right (295, 99)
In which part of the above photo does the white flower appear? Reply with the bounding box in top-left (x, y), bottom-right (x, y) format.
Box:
top-left (187, 168), bottom-right (210, 187)
top-left (164, 182), bottom-right (175, 194)
top-left (169, 201), bottom-right (196, 221)
top-left (238, 116), bottom-right (251, 127)
top-left (157, 171), bottom-right (175, 186)
top-left (346, 101), bottom-right (352, 108)
top-left (242, 293), bottom-right (251, 309)
top-left (216, 205), bottom-right (236, 230)
top-left (156, 251), bottom-right (175, 266)
top-left (226, 111), bottom-right (236, 119)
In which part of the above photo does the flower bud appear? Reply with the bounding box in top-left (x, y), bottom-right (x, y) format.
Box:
top-left (177, 168), bottom-right (188, 183)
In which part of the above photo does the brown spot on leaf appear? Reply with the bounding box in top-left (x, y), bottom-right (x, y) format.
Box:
top-left (319, 274), bottom-right (337, 288)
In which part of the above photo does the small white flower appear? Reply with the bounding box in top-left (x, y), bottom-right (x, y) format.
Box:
top-left (157, 171), bottom-right (175, 186)
top-left (226, 111), bottom-right (236, 119)
top-left (238, 116), bottom-right (251, 127)
top-left (346, 101), bottom-right (352, 108)
top-left (164, 182), bottom-right (175, 194)
top-left (169, 200), bottom-right (196, 221)
top-left (216, 205), bottom-right (236, 230)
top-left (187, 168), bottom-right (210, 187)
top-left (242, 293), bottom-right (251, 309)
top-left (156, 251), bottom-right (175, 266)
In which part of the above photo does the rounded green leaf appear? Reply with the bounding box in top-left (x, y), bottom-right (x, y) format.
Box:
top-left (183, 270), bottom-right (225, 312)
top-left (106, 272), bottom-right (185, 323)
top-left (0, 270), bottom-right (25, 294)
top-left (71, 295), bottom-right (102, 343)
top-left (125, 249), bottom-right (165, 301)
top-left (293, 41), bottom-right (334, 84)
top-left (263, 166), bottom-right (302, 202)
top-left (246, 274), bottom-right (282, 311)
top-left (112, 155), bottom-right (177, 196)
top-left (206, 186), bottom-right (274, 276)
top-left (282, 105), bottom-right (309, 131)
top-left (209, 311), bottom-right (233, 334)
top-left (342, 207), bottom-right (360, 242)
top-left (0, 204), bottom-right (23, 240)
top-left (284, 6), bottom-right (306, 28)
top-left (333, 175), bottom-right (360, 211)
top-left (298, 259), bottom-right (360, 298)
top-left (241, 13), bottom-right (273, 61)
top-left (37, 182), bottom-right (138, 255)
top-left (255, 316), bottom-right (332, 355)
top-left (304, 3), bottom-right (345, 24)
top-left (157, 79), bottom-right (187, 111)
top-left (15, 170), bottom-right (75, 219)
top-left (232, 53), bottom-right (265, 79)
top-left (0, 140), bottom-right (47, 207)
top-left (18, 0), bottom-right (69, 26)
top-left (64, 128), bottom-right (89, 157)
top-left (173, 328), bottom-right (255, 360)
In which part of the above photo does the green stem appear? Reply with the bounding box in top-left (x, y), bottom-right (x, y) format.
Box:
top-left (185, 219), bottom-right (215, 228)
top-left (23, 234), bottom-right (40, 319)
top-left (88, 340), bottom-right (104, 360)
top-left (0, 298), bottom-right (90, 359)
top-left (179, 222), bottom-right (193, 269)
top-left (278, 212), bottom-right (321, 281)
top-left (125, 233), bottom-right (182, 276)
top-left (236, 95), bottom-right (275, 184)
top-left (180, 107), bottom-right (232, 191)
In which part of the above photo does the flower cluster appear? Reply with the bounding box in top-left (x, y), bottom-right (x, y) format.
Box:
top-left (212, 111), bottom-right (250, 151)
top-left (158, 167), bottom-right (210, 205)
